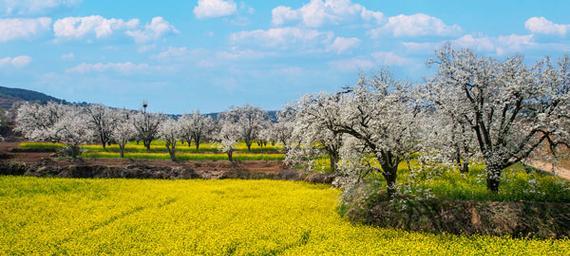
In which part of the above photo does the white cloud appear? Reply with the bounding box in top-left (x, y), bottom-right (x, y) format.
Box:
top-left (403, 34), bottom-right (536, 55)
top-left (441, 34), bottom-right (496, 52)
top-left (152, 47), bottom-right (189, 61)
top-left (272, 6), bottom-right (299, 26)
top-left (229, 27), bottom-right (334, 49)
top-left (53, 15), bottom-right (139, 39)
top-left (371, 51), bottom-right (411, 66)
top-left (329, 57), bottom-right (374, 72)
top-left (495, 34), bottom-right (535, 55)
top-left (525, 17), bottom-right (569, 36)
top-left (272, 0), bottom-right (383, 27)
top-left (0, 55), bottom-right (32, 67)
top-left (53, 16), bottom-right (176, 43)
top-left (328, 36), bottom-right (360, 53)
top-left (0, 17), bottom-right (51, 42)
top-left (125, 17), bottom-right (178, 44)
top-left (66, 62), bottom-right (151, 74)
top-left (330, 51), bottom-right (414, 72)
top-left (370, 13), bottom-right (461, 38)
top-left (193, 0), bottom-right (237, 19)
top-left (0, 0), bottom-right (80, 16)
top-left (60, 52), bottom-right (74, 60)
top-left (216, 49), bottom-right (272, 60)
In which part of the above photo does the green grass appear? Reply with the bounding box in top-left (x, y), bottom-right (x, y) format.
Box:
top-left (18, 142), bottom-right (66, 151)
top-left (0, 176), bottom-right (567, 255)
top-left (20, 141), bottom-right (283, 153)
top-left (312, 155), bottom-right (570, 203)
top-left (83, 151), bottom-right (284, 161)
top-left (18, 141), bottom-right (285, 161)
top-left (361, 161), bottom-right (570, 203)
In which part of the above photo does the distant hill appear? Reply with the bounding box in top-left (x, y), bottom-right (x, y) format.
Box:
top-left (0, 86), bottom-right (65, 109)
top-left (0, 86), bottom-right (278, 120)
top-left (205, 111), bottom-right (278, 122)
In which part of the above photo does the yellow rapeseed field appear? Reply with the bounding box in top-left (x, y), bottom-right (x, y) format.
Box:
top-left (0, 176), bottom-right (568, 255)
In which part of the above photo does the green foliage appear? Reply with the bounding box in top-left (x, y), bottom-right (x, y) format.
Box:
top-left (19, 141), bottom-right (284, 161)
top-left (0, 177), bottom-right (567, 255)
top-left (83, 152), bottom-right (284, 161)
top-left (362, 162), bottom-right (570, 203)
top-left (18, 142), bottom-right (66, 151)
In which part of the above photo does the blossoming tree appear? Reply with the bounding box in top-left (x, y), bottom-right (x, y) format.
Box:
top-left (428, 46), bottom-right (570, 192)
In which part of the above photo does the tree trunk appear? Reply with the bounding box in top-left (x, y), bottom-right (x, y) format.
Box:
top-left (144, 139), bottom-right (151, 152)
top-left (486, 164), bottom-right (502, 193)
top-left (166, 142), bottom-right (176, 161)
top-left (119, 144), bottom-right (125, 158)
top-left (195, 136), bottom-right (200, 150)
top-left (227, 149), bottom-right (233, 162)
top-left (460, 160), bottom-right (469, 173)
top-left (378, 157), bottom-right (399, 198)
top-left (381, 166), bottom-right (398, 198)
top-left (246, 141), bottom-right (252, 151)
top-left (329, 153), bottom-right (339, 173)
top-left (69, 145), bottom-right (81, 159)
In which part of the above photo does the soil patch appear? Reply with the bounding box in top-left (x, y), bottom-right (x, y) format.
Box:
top-left (0, 142), bottom-right (331, 182)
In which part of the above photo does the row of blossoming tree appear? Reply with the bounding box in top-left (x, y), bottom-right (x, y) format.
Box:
top-left (13, 46), bottom-right (569, 195)
top-left (14, 101), bottom-right (279, 161)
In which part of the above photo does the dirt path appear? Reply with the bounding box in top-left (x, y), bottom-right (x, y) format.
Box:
top-left (527, 160), bottom-right (570, 180)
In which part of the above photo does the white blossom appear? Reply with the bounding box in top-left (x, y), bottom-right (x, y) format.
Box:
top-left (158, 118), bottom-right (183, 161)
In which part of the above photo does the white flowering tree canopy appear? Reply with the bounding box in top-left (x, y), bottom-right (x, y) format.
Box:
top-left (428, 45), bottom-right (570, 192)
top-left (217, 121), bottom-right (241, 162)
top-left (158, 118), bottom-right (183, 161)
top-left (14, 102), bottom-right (66, 142)
top-left (84, 104), bottom-right (120, 149)
top-left (132, 108), bottom-right (163, 152)
top-left (288, 93), bottom-right (344, 173)
top-left (179, 111), bottom-right (216, 149)
top-left (219, 105), bottom-right (268, 151)
top-left (50, 106), bottom-right (93, 158)
top-left (331, 71), bottom-right (424, 197)
top-left (273, 105), bottom-right (297, 150)
top-left (111, 112), bottom-right (136, 158)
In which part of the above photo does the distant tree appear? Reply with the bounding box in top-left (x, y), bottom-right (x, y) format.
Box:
top-left (132, 102), bottom-right (162, 152)
top-left (179, 111), bottom-right (216, 150)
top-left (158, 118), bottom-right (182, 161)
top-left (273, 105), bottom-right (297, 152)
top-left (217, 121), bottom-right (240, 162)
top-left (288, 93), bottom-right (344, 173)
top-left (111, 113), bottom-right (136, 158)
top-left (84, 104), bottom-right (119, 149)
top-left (220, 105), bottom-right (268, 151)
top-left (257, 124), bottom-right (274, 148)
top-left (428, 46), bottom-right (570, 192)
top-left (419, 100), bottom-right (479, 173)
top-left (14, 102), bottom-right (66, 142)
top-left (52, 107), bottom-right (93, 158)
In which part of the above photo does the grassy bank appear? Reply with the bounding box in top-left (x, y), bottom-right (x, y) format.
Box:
top-left (18, 141), bottom-right (285, 161)
top-left (19, 141), bottom-right (284, 153)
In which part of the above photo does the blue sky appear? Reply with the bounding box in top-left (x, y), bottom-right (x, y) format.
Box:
top-left (0, 0), bottom-right (569, 114)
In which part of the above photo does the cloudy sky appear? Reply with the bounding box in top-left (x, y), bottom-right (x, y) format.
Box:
top-left (0, 0), bottom-right (569, 113)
